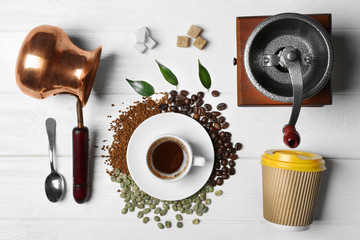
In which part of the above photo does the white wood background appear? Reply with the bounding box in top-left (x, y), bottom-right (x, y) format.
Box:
top-left (1, 0), bottom-right (360, 239)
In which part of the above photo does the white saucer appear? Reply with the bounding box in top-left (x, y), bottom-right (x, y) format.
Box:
top-left (127, 112), bottom-right (214, 200)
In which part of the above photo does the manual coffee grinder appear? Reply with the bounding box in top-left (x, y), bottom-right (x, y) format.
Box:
top-left (235, 13), bottom-right (334, 148)
top-left (15, 25), bottom-right (102, 203)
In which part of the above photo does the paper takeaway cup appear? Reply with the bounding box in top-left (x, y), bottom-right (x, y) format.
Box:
top-left (261, 150), bottom-right (326, 230)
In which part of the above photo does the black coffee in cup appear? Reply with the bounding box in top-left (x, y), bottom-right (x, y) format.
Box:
top-left (147, 137), bottom-right (189, 179)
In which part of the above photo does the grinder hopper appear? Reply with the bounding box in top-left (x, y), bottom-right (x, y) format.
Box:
top-left (15, 25), bottom-right (102, 203)
top-left (243, 13), bottom-right (334, 148)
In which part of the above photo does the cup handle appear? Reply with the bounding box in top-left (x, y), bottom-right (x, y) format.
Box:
top-left (192, 155), bottom-right (206, 166)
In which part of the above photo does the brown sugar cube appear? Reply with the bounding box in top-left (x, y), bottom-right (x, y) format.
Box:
top-left (193, 36), bottom-right (207, 50)
top-left (177, 36), bottom-right (190, 47)
top-left (187, 25), bottom-right (202, 39)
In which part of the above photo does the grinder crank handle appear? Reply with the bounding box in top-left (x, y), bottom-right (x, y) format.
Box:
top-left (73, 126), bottom-right (89, 204)
top-left (281, 47), bottom-right (303, 148)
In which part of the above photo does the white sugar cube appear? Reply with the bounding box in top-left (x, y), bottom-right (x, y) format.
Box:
top-left (135, 27), bottom-right (150, 44)
top-left (144, 36), bottom-right (157, 49)
top-left (133, 43), bottom-right (147, 53)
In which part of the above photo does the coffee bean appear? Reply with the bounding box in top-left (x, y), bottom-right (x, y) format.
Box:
top-left (196, 99), bottom-right (204, 107)
top-left (158, 103), bottom-right (168, 110)
top-left (222, 137), bottom-right (230, 143)
top-left (230, 148), bottom-right (236, 154)
top-left (217, 139), bottom-right (223, 145)
top-left (214, 123), bottom-right (221, 130)
top-left (170, 90), bottom-right (178, 96)
top-left (184, 98), bottom-right (191, 105)
top-left (222, 174), bottom-right (230, 180)
top-left (225, 132), bottom-right (232, 138)
top-left (229, 167), bottom-right (236, 175)
top-left (229, 160), bottom-right (236, 168)
top-left (176, 94), bottom-right (186, 101)
top-left (211, 111), bottom-right (221, 117)
top-left (187, 107), bottom-right (193, 115)
top-left (205, 112), bottom-right (212, 118)
top-left (209, 116), bottom-right (217, 123)
top-left (193, 106), bottom-right (198, 114)
top-left (230, 153), bottom-right (238, 160)
top-left (215, 162), bottom-right (221, 169)
top-left (209, 179), bottom-right (216, 187)
top-left (219, 131), bottom-right (225, 138)
top-left (235, 143), bottom-right (242, 151)
top-left (191, 94), bottom-right (198, 102)
top-left (193, 113), bottom-right (200, 120)
top-left (181, 105), bottom-right (190, 112)
top-left (199, 107), bottom-right (205, 116)
top-left (201, 117), bottom-right (208, 124)
top-left (221, 122), bottom-right (229, 129)
top-left (170, 106), bottom-right (179, 112)
top-left (211, 90), bottom-right (220, 97)
top-left (221, 159), bottom-right (228, 167)
top-left (225, 142), bottom-right (233, 148)
top-left (180, 90), bottom-right (189, 96)
top-left (179, 110), bottom-right (187, 115)
top-left (215, 177), bottom-right (224, 186)
top-left (217, 149), bottom-right (223, 155)
top-left (176, 100), bottom-right (185, 106)
top-left (209, 126), bottom-right (216, 132)
top-left (211, 132), bottom-right (218, 140)
top-left (204, 104), bottom-right (212, 111)
top-left (224, 151), bottom-right (230, 159)
top-left (215, 170), bottom-right (222, 176)
top-left (218, 116), bottom-right (225, 123)
top-left (216, 153), bottom-right (223, 160)
top-left (217, 103), bottom-right (227, 111)
top-left (222, 167), bottom-right (229, 174)
top-left (168, 96), bottom-right (175, 103)
top-left (197, 91), bottom-right (204, 99)
top-left (220, 145), bottom-right (227, 151)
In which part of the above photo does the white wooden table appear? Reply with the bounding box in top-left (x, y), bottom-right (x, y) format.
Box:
top-left (1, 0), bottom-right (360, 239)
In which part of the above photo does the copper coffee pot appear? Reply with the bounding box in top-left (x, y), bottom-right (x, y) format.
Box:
top-left (15, 25), bottom-right (102, 203)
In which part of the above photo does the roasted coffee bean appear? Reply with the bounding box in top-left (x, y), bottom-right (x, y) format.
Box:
top-left (211, 90), bottom-right (220, 97)
top-left (176, 100), bottom-right (185, 107)
top-left (220, 145), bottom-right (227, 152)
top-left (211, 132), bottom-right (218, 140)
top-left (216, 177), bottom-right (224, 186)
top-left (205, 122), bottom-right (212, 128)
top-left (222, 166), bottom-right (229, 173)
top-left (170, 90), bottom-right (178, 96)
top-left (219, 131), bottom-right (225, 138)
top-left (215, 170), bottom-right (222, 176)
top-left (225, 132), bottom-right (232, 138)
top-left (216, 154), bottom-right (223, 160)
top-left (222, 137), bottom-right (230, 143)
top-left (158, 103), bottom-right (168, 110)
top-left (209, 179), bottom-right (217, 187)
top-left (224, 150), bottom-right (230, 159)
top-left (181, 105), bottom-right (190, 112)
top-left (221, 159), bottom-right (228, 167)
top-left (229, 160), bottom-right (236, 168)
top-left (215, 162), bottom-right (221, 169)
top-left (230, 153), bottom-right (238, 160)
top-left (193, 106), bottom-right (198, 114)
top-left (211, 111), bottom-right (221, 117)
top-left (180, 90), bottom-right (189, 96)
top-left (217, 139), bottom-right (223, 145)
top-left (191, 94), bottom-right (198, 102)
top-left (204, 104), bottom-right (212, 111)
top-left (225, 142), bottom-right (233, 148)
top-left (205, 112), bottom-right (212, 118)
top-left (214, 142), bottom-right (220, 148)
top-left (184, 98), bottom-right (191, 105)
top-left (187, 107), bottom-right (193, 115)
top-left (214, 123), bottom-right (221, 130)
top-left (196, 99), bottom-right (204, 107)
top-left (209, 126), bottom-right (216, 132)
top-left (217, 103), bottom-right (227, 111)
top-left (168, 96), bottom-right (175, 104)
top-left (218, 116), bottom-right (225, 123)
top-left (235, 143), bottom-right (242, 150)
top-left (230, 148), bottom-right (236, 154)
top-left (222, 122), bottom-right (229, 129)
top-left (193, 113), bottom-right (200, 120)
top-left (170, 106), bottom-right (179, 112)
top-left (199, 107), bottom-right (205, 116)
top-left (176, 94), bottom-right (186, 101)
top-left (222, 174), bottom-right (230, 180)
top-left (229, 167), bottom-right (236, 175)
top-left (197, 91), bottom-right (204, 99)
top-left (179, 110), bottom-right (187, 115)
top-left (217, 149), bottom-right (223, 155)
top-left (201, 117), bottom-right (208, 124)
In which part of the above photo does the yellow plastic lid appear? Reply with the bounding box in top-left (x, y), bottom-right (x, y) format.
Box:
top-left (261, 149), bottom-right (326, 172)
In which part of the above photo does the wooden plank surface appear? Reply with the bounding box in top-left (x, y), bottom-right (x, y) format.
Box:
top-left (1, 0), bottom-right (360, 239)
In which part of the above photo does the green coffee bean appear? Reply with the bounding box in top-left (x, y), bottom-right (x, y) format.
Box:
top-left (192, 218), bottom-right (200, 225)
top-left (143, 208), bottom-right (151, 214)
top-left (140, 200), bottom-right (146, 205)
top-left (200, 193), bottom-right (206, 201)
top-left (129, 182), bottom-right (134, 187)
top-left (154, 207), bottom-right (161, 214)
top-left (205, 199), bottom-right (211, 205)
top-left (179, 208), bottom-right (185, 213)
top-left (173, 201), bottom-right (179, 205)
top-left (146, 200), bottom-right (152, 205)
top-left (124, 196), bottom-right (131, 202)
top-left (196, 199), bottom-right (201, 204)
top-left (114, 168), bottom-right (120, 175)
top-left (132, 201), bottom-right (137, 207)
top-left (128, 175), bottom-right (133, 181)
top-left (116, 177), bottom-right (122, 183)
top-left (137, 204), bottom-right (144, 209)
top-left (122, 174), bottom-right (128, 180)
top-left (135, 191), bottom-right (140, 197)
top-left (165, 221), bottom-right (171, 228)
top-left (145, 195), bottom-right (151, 200)
top-left (203, 206), bottom-right (209, 213)
top-left (125, 202), bottom-right (132, 208)
top-left (177, 222), bottom-right (183, 228)
top-left (133, 186), bottom-right (139, 191)
top-left (121, 208), bottom-right (128, 214)
top-left (154, 216), bottom-right (160, 222)
top-left (196, 211), bottom-right (203, 216)
top-left (209, 186), bottom-right (214, 192)
top-left (215, 190), bottom-right (223, 196)
top-left (175, 214), bottom-right (182, 221)
top-left (183, 204), bottom-right (191, 209)
top-left (137, 211), bottom-right (144, 218)
top-left (129, 206), bottom-right (135, 212)
top-left (136, 197), bottom-right (141, 202)
top-left (154, 199), bottom-right (160, 205)
top-left (131, 195), bottom-right (136, 201)
top-left (163, 204), bottom-right (170, 210)
top-left (120, 193), bottom-right (127, 198)
top-left (149, 204), bottom-right (155, 209)
top-left (142, 217), bottom-right (149, 224)
top-left (157, 223), bottom-right (164, 229)
top-left (172, 205), bottom-right (178, 211)
top-left (198, 203), bottom-right (205, 212)
top-left (185, 209), bottom-right (193, 214)
top-left (111, 176), bottom-right (116, 182)
top-left (160, 209), bottom-right (167, 216)
top-left (120, 182), bottom-right (125, 188)
top-left (181, 199), bottom-right (188, 205)
top-left (192, 204), bottom-right (199, 211)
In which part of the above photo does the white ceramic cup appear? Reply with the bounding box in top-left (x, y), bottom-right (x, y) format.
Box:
top-left (146, 134), bottom-right (206, 182)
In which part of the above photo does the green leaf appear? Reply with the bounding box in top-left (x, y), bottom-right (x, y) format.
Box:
top-left (155, 60), bottom-right (178, 86)
top-left (198, 59), bottom-right (211, 90)
top-left (126, 79), bottom-right (155, 97)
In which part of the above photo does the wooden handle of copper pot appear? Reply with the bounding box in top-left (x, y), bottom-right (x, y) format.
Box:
top-left (73, 126), bottom-right (89, 204)
top-left (283, 124), bottom-right (300, 148)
